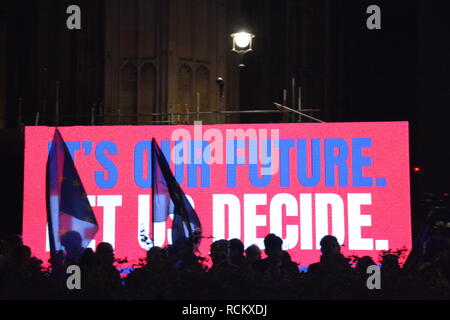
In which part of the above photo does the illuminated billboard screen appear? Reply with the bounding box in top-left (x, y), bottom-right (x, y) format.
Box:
top-left (22, 122), bottom-right (411, 267)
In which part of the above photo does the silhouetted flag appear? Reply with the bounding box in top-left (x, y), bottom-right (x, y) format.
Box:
top-left (405, 207), bottom-right (450, 268)
top-left (46, 129), bottom-right (98, 256)
top-left (151, 138), bottom-right (202, 244)
top-left (404, 213), bottom-right (434, 269)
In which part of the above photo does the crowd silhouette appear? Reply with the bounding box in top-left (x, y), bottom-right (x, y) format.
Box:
top-left (0, 232), bottom-right (449, 300)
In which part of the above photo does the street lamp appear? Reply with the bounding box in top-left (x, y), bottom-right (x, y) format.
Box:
top-left (231, 31), bottom-right (255, 54)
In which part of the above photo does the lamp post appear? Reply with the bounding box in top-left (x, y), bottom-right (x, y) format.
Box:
top-left (231, 31), bottom-right (255, 119)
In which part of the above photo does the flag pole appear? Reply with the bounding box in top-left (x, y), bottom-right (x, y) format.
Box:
top-left (55, 81), bottom-right (60, 126)
top-left (298, 86), bottom-right (302, 123)
top-left (151, 139), bottom-right (155, 248)
top-left (46, 177), bottom-right (56, 261)
top-left (46, 128), bottom-right (58, 262)
top-left (18, 98), bottom-right (22, 128)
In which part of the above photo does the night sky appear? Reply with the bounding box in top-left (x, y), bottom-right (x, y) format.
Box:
top-left (0, 0), bottom-right (449, 236)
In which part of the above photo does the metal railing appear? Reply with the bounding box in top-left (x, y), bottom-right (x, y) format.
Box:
top-left (1, 106), bottom-right (322, 127)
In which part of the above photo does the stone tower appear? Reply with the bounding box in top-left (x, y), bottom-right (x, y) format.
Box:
top-left (104, 0), bottom-right (241, 125)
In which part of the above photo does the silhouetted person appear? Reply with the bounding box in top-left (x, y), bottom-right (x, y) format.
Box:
top-left (161, 239), bottom-right (205, 299)
top-left (9, 245), bottom-right (42, 276)
top-left (281, 250), bottom-right (300, 275)
top-left (308, 235), bottom-right (352, 274)
top-left (229, 238), bottom-right (245, 267)
top-left (353, 255), bottom-right (378, 298)
top-left (167, 238), bottom-right (203, 272)
top-left (245, 244), bottom-right (261, 264)
top-left (381, 254), bottom-right (401, 274)
top-left (79, 247), bottom-right (95, 269)
top-left (146, 246), bottom-right (165, 267)
top-left (381, 254), bottom-right (401, 283)
top-left (0, 244), bottom-right (45, 299)
top-left (95, 242), bottom-right (115, 267)
top-left (89, 242), bottom-right (122, 299)
top-left (254, 234), bottom-right (284, 280)
top-left (306, 235), bottom-right (355, 299)
top-left (0, 234), bottom-right (24, 271)
top-left (0, 234), bottom-right (23, 257)
top-left (355, 256), bottom-right (376, 275)
top-left (126, 246), bottom-right (171, 299)
top-left (60, 231), bottom-right (84, 266)
top-left (209, 240), bottom-right (231, 272)
top-left (206, 240), bottom-right (241, 299)
top-left (376, 254), bottom-right (404, 298)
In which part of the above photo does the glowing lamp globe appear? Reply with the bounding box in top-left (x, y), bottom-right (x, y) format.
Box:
top-left (231, 32), bottom-right (255, 54)
top-left (235, 32), bottom-right (251, 48)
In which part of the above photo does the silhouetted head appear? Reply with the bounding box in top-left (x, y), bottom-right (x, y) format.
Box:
top-left (79, 247), bottom-right (95, 268)
top-left (381, 254), bottom-right (400, 272)
top-left (245, 244), bottom-right (261, 263)
top-left (355, 256), bottom-right (376, 273)
top-left (229, 238), bottom-right (245, 264)
top-left (319, 235), bottom-right (341, 256)
top-left (96, 242), bottom-right (115, 266)
top-left (146, 246), bottom-right (164, 265)
top-left (10, 245), bottom-right (31, 265)
top-left (1, 234), bottom-right (23, 257)
top-left (2, 234), bottom-right (23, 248)
top-left (60, 231), bottom-right (83, 258)
top-left (264, 234), bottom-right (283, 259)
top-left (167, 238), bottom-right (201, 270)
top-left (210, 240), bottom-right (230, 265)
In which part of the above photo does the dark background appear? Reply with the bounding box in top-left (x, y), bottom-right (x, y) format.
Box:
top-left (0, 0), bottom-right (449, 239)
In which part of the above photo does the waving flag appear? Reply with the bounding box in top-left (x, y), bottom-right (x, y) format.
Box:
top-left (46, 129), bottom-right (98, 256)
top-left (404, 206), bottom-right (450, 268)
top-left (151, 138), bottom-right (202, 245)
